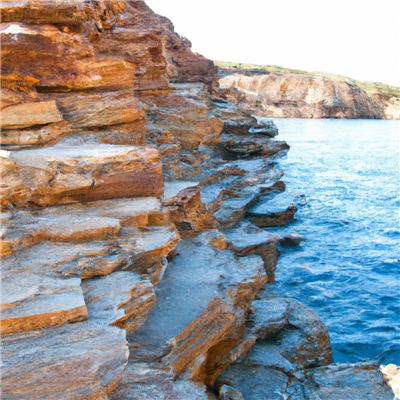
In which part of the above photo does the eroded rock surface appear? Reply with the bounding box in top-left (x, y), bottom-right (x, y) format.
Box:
top-left (0, 1), bottom-right (395, 399)
top-left (218, 71), bottom-right (399, 119)
top-left (1, 144), bottom-right (164, 209)
top-left (214, 294), bottom-right (393, 400)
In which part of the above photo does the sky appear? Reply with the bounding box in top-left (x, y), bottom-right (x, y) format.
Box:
top-left (145, 0), bottom-right (400, 87)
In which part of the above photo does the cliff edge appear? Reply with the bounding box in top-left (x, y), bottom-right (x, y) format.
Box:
top-left (217, 64), bottom-right (400, 120)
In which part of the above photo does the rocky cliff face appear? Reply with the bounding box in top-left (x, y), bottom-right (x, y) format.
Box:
top-left (219, 71), bottom-right (400, 119)
top-left (0, 1), bottom-right (396, 399)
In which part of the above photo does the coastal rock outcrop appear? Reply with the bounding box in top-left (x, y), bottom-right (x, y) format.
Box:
top-left (218, 71), bottom-right (400, 119)
top-left (0, 1), bottom-right (395, 399)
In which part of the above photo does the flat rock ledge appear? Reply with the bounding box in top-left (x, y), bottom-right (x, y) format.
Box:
top-left (0, 1), bottom-right (395, 399)
top-left (1, 143), bottom-right (164, 209)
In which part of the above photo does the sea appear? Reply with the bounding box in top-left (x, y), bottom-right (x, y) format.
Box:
top-left (260, 117), bottom-right (399, 364)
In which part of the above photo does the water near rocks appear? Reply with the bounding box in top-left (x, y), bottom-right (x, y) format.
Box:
top-left (259, 118), bottom-right (399, 364)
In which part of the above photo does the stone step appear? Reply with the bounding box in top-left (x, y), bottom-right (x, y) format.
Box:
top-left (1, 255), bottom-right (87, 334)
top-left (247, 191), bottom-right (307, 227)
top-left (128, 230), bottom-right (267, 383)
top-left (224, 221), bottom-right (279, 281)
top-left (1, 200), bottom-right (179, 334)
top-left (199, 159), bottom-right (284, 228)
top-left (1, 225), bottom-right (179, 332)
top-left (1, 143), bottom-right (164, 210)
top-left (1, 197), bottom-right (164, 258)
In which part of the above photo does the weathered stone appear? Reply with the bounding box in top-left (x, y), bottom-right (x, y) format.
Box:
top-left (129, 230), bottom-right (267, 384)
top-left (220, 385), bottom-right (245, 400)
top-left (213, 292), bottom-right (331, 387)
top-left (1, 320), bottom-right (128, 400)
top-left (1, 1), bottom-right (389, 399)
top-left (2, 199), bottom-right (179, 285)
top-left (204, 160), bottom-right (284, 228)
top-left (139, 84), bottom-right (224, 152)
top-left (109, 363), bottom-right (209, 400)
top-left (218, 134), bottom-right (289, 156)
top-left (61, 120), bottom-right (147, 147)
top-left (247, 191), bottom-right (306, 227)
top-left (1, 4), bottom-right (94, 30)
top-left (279, 230), bottom-right (304, 246)
top-left (1, 252), bottom-right (87, 334)
top-left (1, 144), bottom-right (164, 209)
top-left (82, 271), bottom-right (156, 331)
top-left (210, 100), bottom-right (257, 134)
top-left (225, 221), bottom-right (279, 281)
top-left (213, 296), bottom-right (339, 400)
top-left (249, 119), bottom-right (279, 137)
top-left (1, 100), bottom-right (63, 130)
top-left (216, 364), bottom-right (289, 400)
top-left (219, 72), bottom-right (388, 119)
top-left (163, 184), bottom-right (217, 237)
top-left (1, 121), bottom-right (72, 150)
top-left (1, 197), bottom-right (166, 258)
top-left (55, 90), bottom-right (142, 129)
top-left (305, 362), bottom-right (395, 399)
top-left (243, 296), bottom-right (332, 374)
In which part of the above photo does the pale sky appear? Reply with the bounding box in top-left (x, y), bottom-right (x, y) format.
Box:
top-left (146, 0), bottom-right (400, 87)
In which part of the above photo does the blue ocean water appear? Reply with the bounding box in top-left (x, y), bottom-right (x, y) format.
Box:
top-left (262, 118), bottom-right (400, 364)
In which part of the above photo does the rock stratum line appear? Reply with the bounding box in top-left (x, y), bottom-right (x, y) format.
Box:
top-left (0, 1), bottom-right (397, 399)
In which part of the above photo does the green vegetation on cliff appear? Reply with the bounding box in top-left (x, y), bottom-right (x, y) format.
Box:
top-left (214, 60), bottom-right (400, 99)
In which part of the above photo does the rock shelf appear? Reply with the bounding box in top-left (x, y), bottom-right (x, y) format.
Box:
top-left (0, 1), bottom-right (395, 399)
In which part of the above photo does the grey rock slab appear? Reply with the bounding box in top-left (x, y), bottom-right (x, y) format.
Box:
top-left (210, 167), bottom-right (284, 228)
top-left (225, 221), bottom-right (278, 253)
top-left (225, 221), bottom-right (279, 281)
top-left (305, 362), bottom-right (395, 400)
top-left (129, 230), bottom-right (265, 349)
top-left (1, 320), bottom-right (129, 400)
top-left (108, 362), bottom-right (209, 399)
top-left (249, 119), bottom-right (279, 137)
top-left (218, 134), bottom-right (289, 156)
top-left (82, 271), bottom-right (156, 331)
top-left (163, 181), bottom-right (199, 202)
top-left (247, 191), bottom-right (306, 227)
top-left (220, 385), bottom-right (245, 400)
top-left (216, 364), bottom-right (289, 400)
top-left (210, 100), bottom-right (257, 134)
top-left (213, 293), bottom-right (332, 387)
top-left (1, 250), bottom-right (87, 334)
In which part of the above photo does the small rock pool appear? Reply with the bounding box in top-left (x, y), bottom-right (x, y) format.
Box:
top-left (259, 117), bottom-right (399, 364)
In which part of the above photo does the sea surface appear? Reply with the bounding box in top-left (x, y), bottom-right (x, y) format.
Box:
top-left (260, 118), bottom-right (399, 364)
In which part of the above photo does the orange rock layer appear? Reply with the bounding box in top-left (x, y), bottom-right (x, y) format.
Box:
top-left (0, 1), bottom-right (396, 400)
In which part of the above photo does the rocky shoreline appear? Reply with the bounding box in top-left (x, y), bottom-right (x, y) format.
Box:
top-left (0, 1), bottom-right (397, 399)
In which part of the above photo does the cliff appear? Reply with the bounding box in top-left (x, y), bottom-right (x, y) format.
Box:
top-left (0, 1), bottom-right (396, 399)
top-left (217, 66), bottom-right (400, 120)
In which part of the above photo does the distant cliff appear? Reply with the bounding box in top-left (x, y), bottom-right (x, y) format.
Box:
top-left (216, 64), bottom-right (400, 120)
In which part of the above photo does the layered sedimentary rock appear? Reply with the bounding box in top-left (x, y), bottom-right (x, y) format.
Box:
top-left (0, 1), bottom-right (395, 399)
top-left (219, 71), bottom-right (400, 119)
top-left (1, 144), bottom-right (164, 209)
